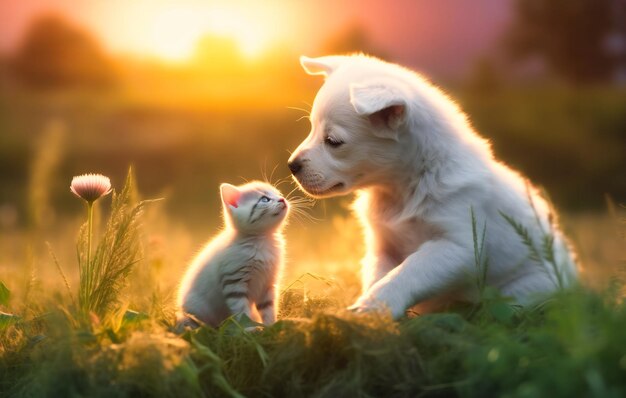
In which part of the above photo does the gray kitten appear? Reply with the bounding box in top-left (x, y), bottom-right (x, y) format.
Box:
top-left (177, 181), bottom-right (288, 328)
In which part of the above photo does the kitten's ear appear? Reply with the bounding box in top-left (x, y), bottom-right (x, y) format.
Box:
top-left (220, 183), bottom-right (241, 209)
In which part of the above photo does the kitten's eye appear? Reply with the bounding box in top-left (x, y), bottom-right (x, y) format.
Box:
top-left (260, 196), bottom-right (271, 203)
top-left (324, 136), bottom-right (344, 148)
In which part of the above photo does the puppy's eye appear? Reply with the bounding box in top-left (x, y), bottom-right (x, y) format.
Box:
top-left (260, 196), bottom-right (271, 203)
top-left (324, 136), bottom-right (344, 148)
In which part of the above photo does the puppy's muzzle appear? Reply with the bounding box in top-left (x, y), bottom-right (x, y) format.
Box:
top-left (288, 159), bottom-right (303, 175)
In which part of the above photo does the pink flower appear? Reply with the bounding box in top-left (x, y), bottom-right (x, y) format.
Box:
top-left (70, 174), bottom-right (112, 203)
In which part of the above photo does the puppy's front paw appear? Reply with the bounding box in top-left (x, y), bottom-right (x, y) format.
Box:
top-left (347, 296), bottom-right (384, 314)
top-left (349, 293), bottom-right (406, 319)
top-left (347, 303), bottom-right (368, 313)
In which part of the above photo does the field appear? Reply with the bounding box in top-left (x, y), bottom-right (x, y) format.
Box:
top-left (0, 83), bottom-right (625, 397)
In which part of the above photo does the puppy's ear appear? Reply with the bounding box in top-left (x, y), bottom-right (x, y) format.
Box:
top-left (350, 81), bottom-right (407, 138)
top-left (300, 55), bottom-right (345, 77)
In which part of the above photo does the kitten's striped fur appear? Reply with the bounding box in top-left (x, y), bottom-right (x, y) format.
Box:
top-left (177, 181), bottom-right (288, 329)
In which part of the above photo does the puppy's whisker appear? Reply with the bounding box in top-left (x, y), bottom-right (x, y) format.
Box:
top-left (286, 106), bottom-right (311, 116)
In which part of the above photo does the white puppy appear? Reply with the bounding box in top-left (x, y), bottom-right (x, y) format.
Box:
top-left (288, 54), bottom-right (577, 318)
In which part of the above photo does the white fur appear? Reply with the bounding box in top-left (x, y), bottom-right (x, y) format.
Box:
top-left (177, 182), bottom-right (288, 327)
top-left (289, 54), bottom-right (577, 318)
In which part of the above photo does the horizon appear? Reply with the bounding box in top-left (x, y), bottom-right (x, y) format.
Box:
top-left (0, 0), bottom-right (513, 78)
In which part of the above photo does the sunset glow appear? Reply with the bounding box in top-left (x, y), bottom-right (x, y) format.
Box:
top-left (133, 3), bottom-right (286, 62)
top-left (148, 6), bottom-right (206, 61)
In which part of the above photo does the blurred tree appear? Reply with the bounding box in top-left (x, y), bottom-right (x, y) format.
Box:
top-left (506, 0), bottom-right (619, 84)
top-left (323, 24), bottom-right (387, 58)
top-left (11, 14), bottom-right (116, 88)
top-left (468, 57), bottom-right (502, 94)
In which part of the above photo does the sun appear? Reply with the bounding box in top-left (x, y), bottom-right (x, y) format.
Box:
top-left (147, 4), bottom-right (273, 62)
top-left (203, 7), bottom-right (269, 58)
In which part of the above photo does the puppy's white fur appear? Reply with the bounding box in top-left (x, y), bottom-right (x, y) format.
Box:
top-left (289, 54), bottom-right (577, 318)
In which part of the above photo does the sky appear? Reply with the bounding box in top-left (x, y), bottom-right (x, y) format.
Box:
top-left (0, 0), bottom-right (514, 77)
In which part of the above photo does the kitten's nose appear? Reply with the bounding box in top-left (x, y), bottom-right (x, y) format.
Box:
top-left (288, 159), bottom-right (302, 175)
top-left (278, 198), bottom-right (285, 204)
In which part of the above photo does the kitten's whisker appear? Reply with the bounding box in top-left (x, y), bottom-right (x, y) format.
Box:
top-left (260, 158), bottom-right (271, 183)
top-left (292, 205), bottom-right (318, 215)
top-left (275, 177), bottom-right (292, 188)
top-left (290, 209), bottom-right (312, 220)
top-left (286, 185), bottom-right (302, 198)
top-left (287, 196), bottom-right (315, 206)
top-left (276, 181), bottom-right (294, 193)
top-left (268, 164), bottom-right (280, 185)
top-left (290, 203), bottom-right (315, 211)
top-left (287, 210), bottom-right (314, 225)
top-left (289, 211), bottom-right (319, 224)
top-left (287, 194), bottom-right (314, 202)
top-left (286, 199), bottom-right (320, 222)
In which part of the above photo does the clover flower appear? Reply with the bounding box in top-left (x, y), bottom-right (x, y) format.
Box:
top-left (70, 174), bottom-right (112, 203)
top-left (70, 173), bottom-right (112, 282)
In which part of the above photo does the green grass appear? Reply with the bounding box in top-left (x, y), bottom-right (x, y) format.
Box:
top-left (0, 173), bottom-right (625, 397)
top-left (2, 285), bottom-right (626, 397)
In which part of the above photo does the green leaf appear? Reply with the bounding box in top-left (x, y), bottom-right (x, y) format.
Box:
top-left (219, 313), bottom-right (264, 335)
top-left (191, 336), bottom-right (245, 398)
top-left (234, 312), bottom-right (264, 329)
top-left (105, 328), bottom-right (122, 344)
top-left (488, 301), bottom-right (515, 324)
top-left (428, 313), bottom-right (467, 333)
top-left (0, 311), bottom-right (20, 329)
top-left (122, 309), bottom-right (149, 324)
top-left (0, 281), bottom-right (10, 306)
top-left (481, 286), bottom-right (501, 301)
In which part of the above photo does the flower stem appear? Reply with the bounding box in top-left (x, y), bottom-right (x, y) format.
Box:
top-left (84, 200), bottom-right (94, 314)
top-left (87, 201), bottom-right (93, 267)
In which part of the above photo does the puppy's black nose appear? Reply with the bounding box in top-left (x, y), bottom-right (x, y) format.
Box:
top-left (288, 159), bottom-right (302, 175)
